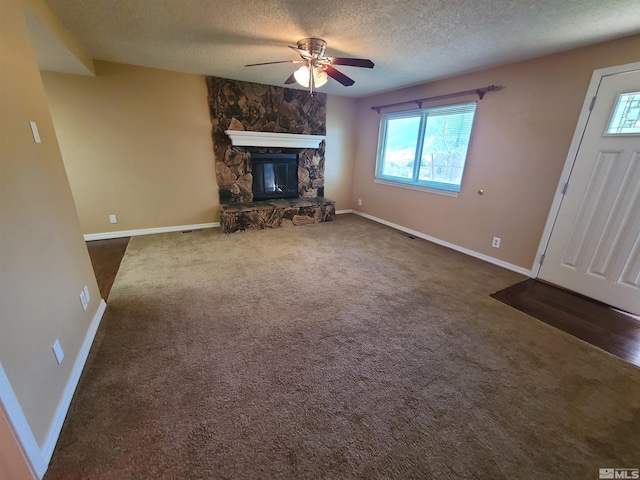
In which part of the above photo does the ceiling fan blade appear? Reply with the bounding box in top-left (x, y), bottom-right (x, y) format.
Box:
top-left (288, 45), bottom-right (311, 58)
top-left (284, 73), bottom-right (296, 84)
top-left (325, 65), bottom-right (355, 87)
top-left (328, 57), bottom-right (374, 68)
top-left (245, 60), bottom-right (298, 67)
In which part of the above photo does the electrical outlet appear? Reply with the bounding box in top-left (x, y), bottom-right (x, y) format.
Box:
top-left (109, 214), bottom-right (117, 224)
top-left (79, 290), bottom-right (88, 310)
top-left (357, 199), bottom-right (362, 206)
top-left (492, 237), bottom-right (501, 248)
top-left (52, 340), bottom-right (64, 364)
top-left (83, 285), bottom-right (90, 304)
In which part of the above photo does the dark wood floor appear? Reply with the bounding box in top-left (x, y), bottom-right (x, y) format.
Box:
top-left (86, 237), bottom-right (130, 301)
top-left (492, 279), bottom-right (640, 367)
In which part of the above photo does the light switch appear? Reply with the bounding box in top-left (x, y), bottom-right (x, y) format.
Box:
top-left (29, 121), bottom-right (41, 143)
top-left (52, 340), bottom-right (64, 364)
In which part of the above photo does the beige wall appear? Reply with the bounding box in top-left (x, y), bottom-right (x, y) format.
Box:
top-left (352, 34), bottom-right (640, 270)
top-left (0, 0), bottom-right (101, 450)
top-left (41, 61), bottom-right (218, 234)
top-left (42, 64), bottom-right (358, 231)
top-left (325, 95), bottom-right (358, 210)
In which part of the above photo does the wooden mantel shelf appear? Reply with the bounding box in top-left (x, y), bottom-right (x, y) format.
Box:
top-left (225, 130), bottom-right (326, 149)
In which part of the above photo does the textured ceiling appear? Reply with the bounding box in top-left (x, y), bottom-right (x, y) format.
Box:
top-left (43, 0), bottom-right (640, 97)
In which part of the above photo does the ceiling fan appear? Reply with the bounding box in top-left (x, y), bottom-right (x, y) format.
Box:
top-left (245, 38), bottom-right (374, 94)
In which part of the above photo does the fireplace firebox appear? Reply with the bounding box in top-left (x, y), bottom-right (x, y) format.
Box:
top-left (251, 153), bottom-right (298, 201)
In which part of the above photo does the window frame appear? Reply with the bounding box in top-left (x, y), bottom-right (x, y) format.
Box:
top-left (374, 102), bottom-right (477, 196)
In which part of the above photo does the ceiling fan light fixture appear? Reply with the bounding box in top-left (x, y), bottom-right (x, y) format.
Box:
top-left (294, 65), bottom-right (311, 87)
top-left (294, 65), bottom-right (328, 90)
top-left (313, 67), bottom-right (328, 87)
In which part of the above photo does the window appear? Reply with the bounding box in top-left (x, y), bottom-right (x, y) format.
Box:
top-left (375, 102), bottom-right (477, 194)
top-left (606, 91), bottom-right (640, 135)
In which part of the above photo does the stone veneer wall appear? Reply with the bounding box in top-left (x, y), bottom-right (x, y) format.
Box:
top-left (206, 77), bottom-right (327, 204)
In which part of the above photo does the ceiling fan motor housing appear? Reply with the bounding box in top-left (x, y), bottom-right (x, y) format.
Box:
top-left (297, 38), bottom-right (327, 58)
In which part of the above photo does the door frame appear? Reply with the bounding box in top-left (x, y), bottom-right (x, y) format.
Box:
top-left (533, 60), bottom-right (640, 278)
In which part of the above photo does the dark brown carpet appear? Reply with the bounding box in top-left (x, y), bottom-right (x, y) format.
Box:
top-left (45, 214), bottom-right (640, 479)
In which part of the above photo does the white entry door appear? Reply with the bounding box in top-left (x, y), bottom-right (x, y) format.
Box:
top-left (538, 68), bottom-right (640, 316)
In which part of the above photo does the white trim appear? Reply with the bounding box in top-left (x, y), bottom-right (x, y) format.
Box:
top-left (0, 364), bottom-right (46, 479)
top-left (41, 300), bottom-right (106, 462)
top-left (0, 299), bottom-right (107, 479)
top-left (352, 210), bottom-right (533, 277)
top-left (335, 209), bottom-right (354, 214)
top-left (84, 222), bottom-right (220, 241)
top-left (533, 61), bottom-right (640, 277)
top-left (224, 130), bottom-right (326, 149)
top-left (374, 178), bottom-right (459, 197)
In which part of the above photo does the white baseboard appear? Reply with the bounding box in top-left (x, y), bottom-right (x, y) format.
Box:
top-left (0, 299), bottom-right (106, 479)
top-left (0, 365), bottom-right (46, 479)
top-left (41, 299), bottom-right (107, 463)
top-left (84, 222), bottom-right (220, 241)
top-left (335, 209), bottom-right (354, 214)
top-left (352, 210), bottom-right (533, 277)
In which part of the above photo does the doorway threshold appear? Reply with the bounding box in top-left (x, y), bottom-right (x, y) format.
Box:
top-left (492, 279), bottom-right (640, 368)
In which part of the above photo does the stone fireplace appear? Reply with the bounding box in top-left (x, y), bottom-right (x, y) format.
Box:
top-left (214, 135), bottom-right (326, 204)
top-left (206, 77), bottom-right (335, 232)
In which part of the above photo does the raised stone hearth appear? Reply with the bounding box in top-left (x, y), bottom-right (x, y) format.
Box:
top-left (220, 198), bottom-right (335, 233)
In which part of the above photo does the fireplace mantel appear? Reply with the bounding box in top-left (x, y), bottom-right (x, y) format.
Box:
top-left (225, 130), bottom-right (326, 149)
